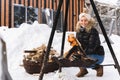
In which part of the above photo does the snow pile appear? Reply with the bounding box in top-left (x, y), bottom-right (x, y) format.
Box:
top-left (0, 21), bottom-right (62, 79)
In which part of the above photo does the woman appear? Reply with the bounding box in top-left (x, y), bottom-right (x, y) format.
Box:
top-left (75, 13), bottom-right (105, 77)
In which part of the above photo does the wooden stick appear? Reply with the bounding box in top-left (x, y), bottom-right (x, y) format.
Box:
top-left (24, 50), bottom-right (37, 53)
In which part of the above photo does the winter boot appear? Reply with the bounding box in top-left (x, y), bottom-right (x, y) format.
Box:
top-left (94, 65), bottom-right (103, 77)
top-left (76, 67), bottom-right (88, 77)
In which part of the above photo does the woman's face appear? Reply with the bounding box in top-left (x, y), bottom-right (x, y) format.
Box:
top-left (79, 16), bottom-right (89, 27)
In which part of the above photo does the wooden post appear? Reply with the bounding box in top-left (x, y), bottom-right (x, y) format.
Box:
top-left (38, 0), bottom-right (42, 23)
top-left (6, 0), bottom-right (9, 26)
top-left (54, 0), bottom-right (57, 10)
top-left (46, 0), bottom-right (49, 8)
top-left (80, 0), bottom-right (85, 13)
top-left (73, 0), bottom-right (78, 30)
top-left (16, 0), bottom-right (19, 4)
top-left (69, 0), bottom-right (72, 31)
top-left (30, 0), bottom-right (32, 7)
top-left (34, 0), bottom-right (37, 8)
top-left (50, 0), bottom-right (52, 9)
top-left (42, 0), bottom-right (44, 8)
top-left (1, 0), bottom-right (4, 26)
top-left (11, 0), bottom-right (14, 28)
top-left (21, 0), bottom-right (25, 6)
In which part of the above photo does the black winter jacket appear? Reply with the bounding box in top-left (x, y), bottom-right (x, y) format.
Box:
top-left (76, 27), bottom-right (104, 55)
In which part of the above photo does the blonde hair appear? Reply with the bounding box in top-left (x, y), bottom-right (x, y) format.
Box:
top-left (75, 13), bottom-right (95, 32)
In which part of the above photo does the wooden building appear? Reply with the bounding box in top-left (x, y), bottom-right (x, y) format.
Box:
top-left (0, 0), bottom-right (84, 31)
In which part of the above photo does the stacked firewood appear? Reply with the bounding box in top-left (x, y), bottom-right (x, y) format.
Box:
top-left (23, 44), bottom-right (59, 74)
top-left (23, 44), bottom-right (59, 63)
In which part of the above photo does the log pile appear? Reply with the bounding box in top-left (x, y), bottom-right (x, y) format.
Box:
top-left (23, 44), bottom-right (59, 74)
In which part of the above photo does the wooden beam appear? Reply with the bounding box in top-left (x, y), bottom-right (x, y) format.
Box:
top-left (1, 0), bottom-right (4, 26)
top-left (50, 0), bottom-right (52, 9)
top-left (21, 0), bottom-right (25, 6)
top-left (74, 0), bottom-right (78, 31)
top-left (38, 0), bottom-right (41, 8)
top-left (63, 0), bottom-right (66, 18)
top-left (16, 0), bottom-right (19, 4)
top-left (56, 0), bottom-right (59, 8)
top-left (46, 0), bottom-right (49, 8)
top-left (34, 0), bottom-right (37, 8)
top-left (80, 0), bottom-right (85, 13)
top-left (69, 0), bottom-right (72, 31)
top-left (6, 0), bottom-right (9, 26)
top-left (11, 0), bottom-right (14, 27)
top-left (0, 0), bottom-right (1, 26)
top-left (29, 0), bottom-right (32, 7)
top-left (38, 0), bottom-right (42, 23)
top-left (25, 0), bottom-right (28, 7)
top-left (54, 0), bottom-right (57, 10)
top-left (42, 0), bottom-right (44, 8)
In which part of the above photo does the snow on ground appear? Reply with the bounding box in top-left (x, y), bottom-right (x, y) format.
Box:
top-left (0, 21), bottom-right (120, 80)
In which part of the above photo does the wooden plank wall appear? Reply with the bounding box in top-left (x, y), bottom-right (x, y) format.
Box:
top-left (0, 0), bottom-right (84, 31)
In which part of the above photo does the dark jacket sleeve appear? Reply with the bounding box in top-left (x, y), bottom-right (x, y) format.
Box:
top-left (85, 28), bottom-right (101, 54)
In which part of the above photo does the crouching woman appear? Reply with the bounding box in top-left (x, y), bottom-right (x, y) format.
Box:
top-left (75, 13), bottom-right (105, 77)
